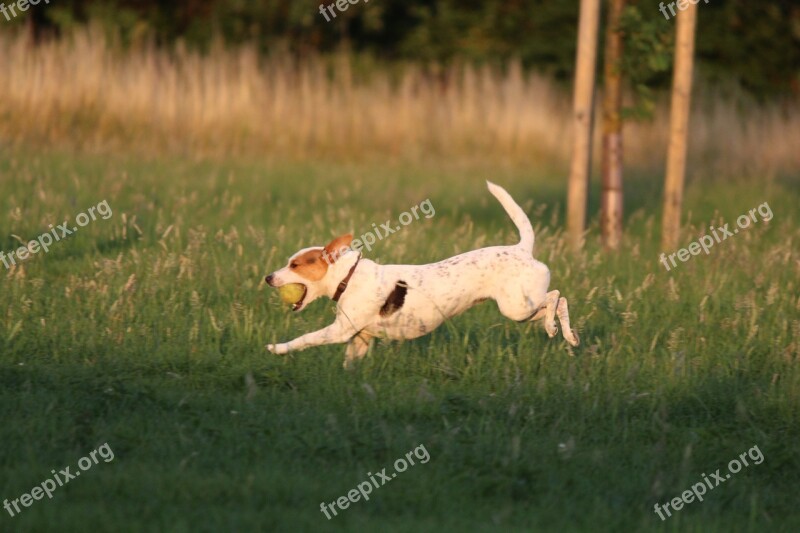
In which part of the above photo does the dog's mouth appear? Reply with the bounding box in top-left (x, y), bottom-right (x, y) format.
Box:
top-left (291, 285), bottom-right (308, 312)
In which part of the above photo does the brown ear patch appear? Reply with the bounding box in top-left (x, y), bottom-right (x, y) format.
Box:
top-left (323, 234), bottom-right (354, 264)
top-left (380, 281), bottom-right (408, 317)
top-left (289, 249), bottom-right (328, 281)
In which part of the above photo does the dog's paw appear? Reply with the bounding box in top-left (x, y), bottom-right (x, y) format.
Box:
top-left (566, 330), bottom-right (580, 347)
top-left (545, 323), bottom-right (559, 338)
top-left (266, 343), bottom-right (290, 355)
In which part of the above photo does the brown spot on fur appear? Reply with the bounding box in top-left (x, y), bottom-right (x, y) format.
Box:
top-left (380, 281), bottom-right (408, 317)
top-left (291, 249), bottom-right (329, 281)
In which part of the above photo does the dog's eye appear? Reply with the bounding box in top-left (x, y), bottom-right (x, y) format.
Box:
top-left (290, 263), bottom-right (298, 269)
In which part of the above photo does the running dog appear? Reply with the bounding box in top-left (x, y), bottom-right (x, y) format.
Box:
top-left (265, 181), bottom-right (580, 367)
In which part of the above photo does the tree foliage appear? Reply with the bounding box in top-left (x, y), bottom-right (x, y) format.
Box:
top-left (16, 0), bottom-right (800, 98)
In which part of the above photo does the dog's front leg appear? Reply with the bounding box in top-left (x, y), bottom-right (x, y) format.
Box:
top-left (266, 321), bottom-right (355, 355)
top-left (343, 332), bottom-right (374, 369)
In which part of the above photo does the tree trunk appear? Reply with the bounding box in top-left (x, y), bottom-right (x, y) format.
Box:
top-left (567, 0), bottom-right (601, 250)
top-left (600, 0), bottom-right (625, 251)
top-left (661, 2), bottom-right (698, 251)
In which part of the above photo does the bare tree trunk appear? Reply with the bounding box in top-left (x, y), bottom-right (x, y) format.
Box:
top-left (601, 0), bottom-right (625, 251)
top-left (567, 0), bottom-right (601, 250)
top-left (661, 2), bottom-right (698, 251)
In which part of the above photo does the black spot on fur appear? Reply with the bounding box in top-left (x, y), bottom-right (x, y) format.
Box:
top-left (380, 281), bottom-right (408, 317)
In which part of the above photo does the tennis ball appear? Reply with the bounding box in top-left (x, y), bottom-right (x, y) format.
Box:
top-left (278, 283), bottom-right (305, 305)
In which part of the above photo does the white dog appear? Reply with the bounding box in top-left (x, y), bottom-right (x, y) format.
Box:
top-left (265, 181), bottom-right (580, 367)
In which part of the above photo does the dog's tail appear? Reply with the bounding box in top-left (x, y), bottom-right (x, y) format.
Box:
top-left (486, 181), bottom-right (534, 252)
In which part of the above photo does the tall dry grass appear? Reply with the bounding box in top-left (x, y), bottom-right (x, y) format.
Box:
top-left (0, 27), bottom-right (797, 174)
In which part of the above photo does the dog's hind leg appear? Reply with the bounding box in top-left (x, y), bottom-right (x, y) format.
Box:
top-left (343, 332), bottom-right (374, 369)
top-left (527, 306), bottom-right (547, 323)
top-left (496, 290), bottom-right (541, 322)
top-left (539, 290), bottom-right (560, 338)
top-left (527, 290), bottom-right (579, 346)
top-left (555, 295), bottom-right (580, 346)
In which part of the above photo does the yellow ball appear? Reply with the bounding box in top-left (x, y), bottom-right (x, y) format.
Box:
top-left (278, 283), bottom-right (305, 305)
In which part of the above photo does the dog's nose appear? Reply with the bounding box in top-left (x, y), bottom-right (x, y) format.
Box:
top-left (265, 274), bottom-right (274, 285)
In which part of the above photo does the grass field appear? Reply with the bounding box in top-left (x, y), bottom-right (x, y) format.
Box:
top-left (0, 147), bottom-right (798, 532)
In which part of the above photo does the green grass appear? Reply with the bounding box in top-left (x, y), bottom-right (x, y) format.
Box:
top-left (1, 149), bottom-right (799, 532)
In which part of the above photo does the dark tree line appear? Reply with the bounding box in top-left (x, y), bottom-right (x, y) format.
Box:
top-left (16, 0), bottom-right (800, 98)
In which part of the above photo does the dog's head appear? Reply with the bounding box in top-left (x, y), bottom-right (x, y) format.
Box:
top-left (265, 234), bottom-right (354, 312)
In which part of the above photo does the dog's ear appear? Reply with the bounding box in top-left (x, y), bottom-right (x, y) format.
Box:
top-left (323, 234), bottom-right (354, 263)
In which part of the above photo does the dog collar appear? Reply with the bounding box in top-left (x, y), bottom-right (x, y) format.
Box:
top-left (332, 256), bottom-right (361, 303)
